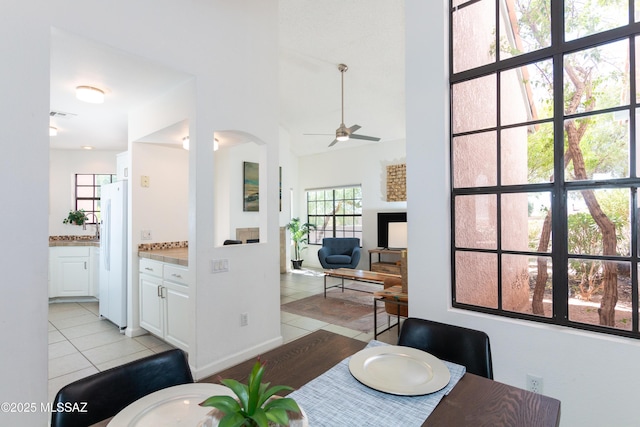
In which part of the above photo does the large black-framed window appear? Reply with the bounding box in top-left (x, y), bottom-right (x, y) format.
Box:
top-left (450, 0), bottom-right (640, 338)
top-left (74, 174), bottom-right (116, 224)
top-left (307, 186), bottom-right (362, 244)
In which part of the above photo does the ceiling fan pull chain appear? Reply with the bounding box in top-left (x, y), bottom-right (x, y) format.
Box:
top-left (340, 63), bottom-right (347, 126)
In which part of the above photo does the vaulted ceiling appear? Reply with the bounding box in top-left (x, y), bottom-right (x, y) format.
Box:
top-left (49, 0), bottom-right (405, 157)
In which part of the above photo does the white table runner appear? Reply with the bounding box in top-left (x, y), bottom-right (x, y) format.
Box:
top-left (288, 340), bottom-right (466, 427)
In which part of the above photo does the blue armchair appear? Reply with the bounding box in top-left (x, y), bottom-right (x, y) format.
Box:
top-left (318, 237), bottom-right (361, 269)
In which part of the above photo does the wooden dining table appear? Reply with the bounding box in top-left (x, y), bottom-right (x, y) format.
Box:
top-left (201, 329), bottom-right (561, 427)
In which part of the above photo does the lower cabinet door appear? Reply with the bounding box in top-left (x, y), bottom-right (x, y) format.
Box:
top-left (139, 275), bottom-right (163, 337)
top-left (164, 284), bottom-right (189, 351)
top-left (58, 256), bottom-right (90, 297)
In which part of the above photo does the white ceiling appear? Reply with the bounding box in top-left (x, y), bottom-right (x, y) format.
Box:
top-left (49, 0), bottom-right (405, 156)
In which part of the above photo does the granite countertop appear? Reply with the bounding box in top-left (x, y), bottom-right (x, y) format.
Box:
top-left (138, 247), bottom-right (188, 266)
top-left (49, 236), bottom-right (100, 247)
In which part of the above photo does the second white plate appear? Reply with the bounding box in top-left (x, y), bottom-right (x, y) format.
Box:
top-left (348, 345), bottom-right (451, 395)
top-left (108, 383), bottom-right (234, 427)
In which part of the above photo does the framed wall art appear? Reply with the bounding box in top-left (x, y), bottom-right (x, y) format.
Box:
top-left (243, 161), bottom-right (259, 211)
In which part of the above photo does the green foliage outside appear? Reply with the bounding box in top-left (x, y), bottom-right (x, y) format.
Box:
top-left (504, 0), bottom-right (631, 322)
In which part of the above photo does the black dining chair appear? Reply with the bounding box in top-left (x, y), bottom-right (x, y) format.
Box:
top-left (50, 348), bottom-right (193, 427)
top-left (397, 317), bottom-right (494, 379)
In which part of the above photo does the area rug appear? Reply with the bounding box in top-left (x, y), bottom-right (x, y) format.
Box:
top-left (281, 283), bottom-right (393, 333)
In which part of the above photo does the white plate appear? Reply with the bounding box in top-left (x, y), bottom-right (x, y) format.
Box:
top-left (108, 383), bottom-right (235, 427)
top-left (348, 346), bottom-right (451, 395)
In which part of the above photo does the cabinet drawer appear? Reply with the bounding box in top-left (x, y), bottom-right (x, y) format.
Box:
top-left (163, 264), bottom-right (190, 285)
top-left (139, 258), bottom-right (163, 277)
top-left (54, 246), bottom-right (90, 257)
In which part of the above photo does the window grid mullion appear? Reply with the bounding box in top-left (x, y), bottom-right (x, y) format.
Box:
top-left (496, 68), bottom-right (503, 311)
top-left (630, 33), bottom-right (639, 333)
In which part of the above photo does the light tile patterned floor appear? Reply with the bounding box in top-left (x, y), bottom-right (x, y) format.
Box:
top-left (48, 268), bottom-right (400, 403)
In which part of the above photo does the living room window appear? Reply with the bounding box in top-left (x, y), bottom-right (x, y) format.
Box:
top-left (74, 174), bottom-right (116, 224)
top-left (307, 185), bottom-right (362, 244)
top-left (450, 0), bottom-right (640, 338)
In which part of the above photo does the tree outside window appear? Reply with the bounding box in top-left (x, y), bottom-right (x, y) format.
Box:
top-left (451, 0), bottom-right (638, 337)
top-left (307, 186), bottom-right (362, 244)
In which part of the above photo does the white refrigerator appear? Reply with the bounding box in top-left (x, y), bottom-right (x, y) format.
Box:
top-left (99, 181), bottom-right (127, 330)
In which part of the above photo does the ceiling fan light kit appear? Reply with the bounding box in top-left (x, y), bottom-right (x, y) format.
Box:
top-left (76, 85), bottom-right (105, 104)
top-left (327, 63), bottom-right (381, 147)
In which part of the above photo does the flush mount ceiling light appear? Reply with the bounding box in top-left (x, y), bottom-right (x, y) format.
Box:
top-left (81, 146), bottom-right (94, 150)
top-left (184, 136), bottom-right (220, 151)
top-left (76, 86), bottom-right (105, 104)
top-left (49, 126), bottom-right (58, 136)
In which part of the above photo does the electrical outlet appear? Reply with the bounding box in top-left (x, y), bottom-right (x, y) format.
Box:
top-left (141, 230), bottom-right (152, 240)
top-left (240, 313), bottom-right (249, 327)
top-left (526, 374), bottom-right (543, 394)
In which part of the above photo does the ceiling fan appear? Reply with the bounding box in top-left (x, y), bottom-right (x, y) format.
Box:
top-left (319, 63), bottom-right (381, 147)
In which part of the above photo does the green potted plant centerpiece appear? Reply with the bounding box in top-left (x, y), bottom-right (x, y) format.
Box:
top-left (63, 209), bottom-right (88, 226)
top-left (285, 218), bottom-right (316, 269)
top-left (199, 359), bottom-right (303, 427)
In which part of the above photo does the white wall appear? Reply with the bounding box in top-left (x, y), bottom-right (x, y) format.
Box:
top-left (130, 143), bottom-right (189, 244)
top-left (0, 2), bottom-right (279, 425)
top-left (215, 141), bottom-right (263, 244)
top-left (49, 149), bottom-right (120, 236)
top-left (0, 7), bottom-right (49, 425)
top-left (296, 139), bottom-right (406, 269)
top-left (407, 2), bottom-right (640, 426)
top-left (278, 126), bottom-right (296, 264)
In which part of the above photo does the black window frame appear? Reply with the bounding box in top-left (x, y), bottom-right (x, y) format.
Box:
top-left (450, 0), bottom-right (640, 339)
top-left (306, 185), bottom-right (363, 245)
top-left (74, 174), bottom-right (116, 224)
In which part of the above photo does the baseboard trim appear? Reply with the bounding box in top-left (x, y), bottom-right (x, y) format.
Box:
top-left (191, 335), bottom-right (284, 381)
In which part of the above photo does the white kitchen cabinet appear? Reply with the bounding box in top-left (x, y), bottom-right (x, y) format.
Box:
top-left (139, 272), bottom-right (164, 337)
top-left (139, 258), bottom-right (190, 352)
top-left (49, 246), bottom-right (99, 298)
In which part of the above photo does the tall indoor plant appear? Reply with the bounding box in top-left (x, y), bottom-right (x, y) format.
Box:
top-left (285, 218), bottom-right (316, 269)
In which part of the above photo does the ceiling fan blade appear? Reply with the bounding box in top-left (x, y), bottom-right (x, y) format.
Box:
top-left (347, 124), bottom-right (361, 133)
top-left (328, 138), bottom-right (339, 147)
top-left (350, 133), bottom-right (381, 142)
top-left (304, 133), bottom-right (334, 136)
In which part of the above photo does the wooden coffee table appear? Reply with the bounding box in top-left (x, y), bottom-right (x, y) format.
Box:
top-left (323, 268), bottom-right (401, 297)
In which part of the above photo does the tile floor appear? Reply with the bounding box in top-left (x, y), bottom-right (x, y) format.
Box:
top-left (48, 268), bottom-right (399, 403)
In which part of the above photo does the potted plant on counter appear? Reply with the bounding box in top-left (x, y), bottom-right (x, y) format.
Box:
top-left (285, 218), bottom-right (316, 270)
top-left (199, 359), bottom-right (304, 427)
top-left (63, 209), bottom-right (88, 226)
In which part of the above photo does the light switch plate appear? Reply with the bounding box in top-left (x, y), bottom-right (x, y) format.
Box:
top-left (210, 259), bottom-right (229, 273)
